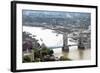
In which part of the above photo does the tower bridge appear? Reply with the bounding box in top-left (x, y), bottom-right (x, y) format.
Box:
top-left (23, 23), bottom-right (90, 52)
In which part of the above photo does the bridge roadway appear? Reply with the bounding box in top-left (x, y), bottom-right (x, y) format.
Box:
top-left (48, 44), bottom-right (78, 49)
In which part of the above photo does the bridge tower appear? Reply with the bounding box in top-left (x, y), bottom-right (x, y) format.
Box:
top-left (62, 33), bottom-right (69, 52)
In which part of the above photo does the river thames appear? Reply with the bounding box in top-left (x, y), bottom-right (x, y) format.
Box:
top-left (23, 26), bottom-right (91, 60)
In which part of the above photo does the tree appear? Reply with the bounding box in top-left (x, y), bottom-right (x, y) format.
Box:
top-left (23, 31), bottom-right (40, 52)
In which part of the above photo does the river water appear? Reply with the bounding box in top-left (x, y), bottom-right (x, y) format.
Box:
top-left (23, 26), bottom-right (91, 60)
top-left (53, 48), bottom-right (91, 60)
